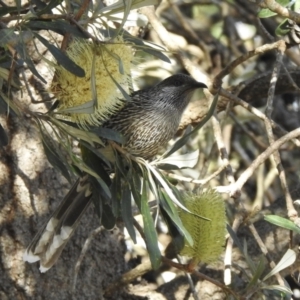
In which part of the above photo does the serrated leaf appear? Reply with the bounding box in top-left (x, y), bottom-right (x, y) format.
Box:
top-left (0, 123), bottom-right (8, 147)
top-left (141, 179), bottom-right (161, 269)
top-left (263, 249), bottom-right (296, 281)
top-left (156, 149), bottom-right (199, 170)
top-left (264, 215), bottom-right (300, 233)
top-left (121, 184), bottom-right (136, 243)
top-left (33, 32), bottom-right (85, 77)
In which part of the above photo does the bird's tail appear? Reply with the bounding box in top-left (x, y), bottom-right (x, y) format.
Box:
top-left (23, 175), bottom-right (93, 272)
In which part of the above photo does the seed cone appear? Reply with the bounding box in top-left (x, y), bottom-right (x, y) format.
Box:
top-left (51, 38), bottom-right (133, 127)
top-left (179, 189), bottom-right (226, 264)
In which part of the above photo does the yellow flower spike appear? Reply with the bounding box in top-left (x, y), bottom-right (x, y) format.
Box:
top-left (179, 189), bottom-right (226, 264)
top-left (51, 38), bottom-right (133, 128)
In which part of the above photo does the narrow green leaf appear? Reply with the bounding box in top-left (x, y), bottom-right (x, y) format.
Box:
top-left (0, 91), bottom-right (20, 116)
top-left (263, 249), bottom-right (296, 281)
top-left (0, 123), bottom-right (8, 147)
top-left (41, 137), bottom-right (71, 182)
top-left (25, 20), bottom-right (88, 38)
top-left (121, 184), bottom-right (136, 243)
top-left (80, 141), bottom-right (111, 168)
top-left (103, 62), bottom-right (131, 101)
top-left (275, 19), bottom-right (291, 36)
top-left (72, 160), bottom-right (111, 198)
top-left (36, 0), bottom-right (63, 15)
top-left (80, 143), bottom-right (111, 185)
top-left (0, 67), bottom-right (20, 88)
top-left (258, 8), bottom-right (277, 18)
top-left (90, 127), bottom-right (125, 144)
top-left (155, 149), bottom-right (199, 170)
top-left (90, 50), bottom-right (98, 110)
top-left (258, 0), bottom-right (290, 18)
top-left (50, 117), bottom-right (104, 146)
top-left (148, 164), bottom-right (190, 213)
top-left (111, 168), bottom-right (122, 217)
top-left (243, 239), bottom-right (257, 275)
top-left (101, 202), bottom-right (116, 229)
top-left (57, 100), bottom-right (94, 114)
top-left (246, 256), bottom-right (266, 291)
top-left (226, 224), bottom-right (244, 255)
top-left (141, 179), bottom-right (161, 269)
top-left (100, 0), bottom-right (158, 14)
top-left (0, 6), bottom-right (20, 17)
top-left (100, 28), bottom-right (171, 63)
top-left (261, 285), bottom-right (293, 295)
top-left (33, 32), bottom-right (85, 77)
top-left (264, 215), bottom-right (300, 233)
top-left (15, 43), bottom-right (46, 83)
top-left (129, 168), bottom-right (142, 208)
top-left (143, 165), bottom-right (159, 200)
top-left (160, 191), bottom-right (193, 246)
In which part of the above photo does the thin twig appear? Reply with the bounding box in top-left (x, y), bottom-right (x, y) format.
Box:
top-left (248, 223), bottom-right (285, 285)
top-left (214, 40), bottom-right (286, 90)
top-left (72, 226), bottom-right (104, 294)
top-left (139, 6), bottom-right (208, 82)
top-left (211, 113), bottom-right (235, 185)
top-left (263, 46), bottom-right (298, 221)
top-left (260, 0), bottom-right (300, 23)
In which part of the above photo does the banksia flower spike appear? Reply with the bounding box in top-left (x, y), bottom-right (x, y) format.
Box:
top-left (51, 37), bottom-right (133, 127)
top-left (179, 189), bottom-right (226, 267)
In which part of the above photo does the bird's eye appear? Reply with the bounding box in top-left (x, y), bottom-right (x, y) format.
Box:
top-left (172, 80), bottom-right (184, 87)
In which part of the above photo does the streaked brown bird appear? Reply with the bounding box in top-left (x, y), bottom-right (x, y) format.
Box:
top-left (23, 74), bottom-right (207, 272)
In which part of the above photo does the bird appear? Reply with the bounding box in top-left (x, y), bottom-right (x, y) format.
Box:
top-left (23, 73), bottom-right (207, 272)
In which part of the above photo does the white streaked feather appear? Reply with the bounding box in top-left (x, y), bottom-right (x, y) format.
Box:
top-left (23, 249), bottom-right (40, 263)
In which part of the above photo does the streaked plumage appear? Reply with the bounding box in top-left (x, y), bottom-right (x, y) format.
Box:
top-left (23, 74), bottom-right (207, 271)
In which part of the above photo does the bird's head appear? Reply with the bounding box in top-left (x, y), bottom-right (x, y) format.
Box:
top-left (158, 73), bottom-right (207, 90)
top-left (156, 74), bottom-right (207, 112)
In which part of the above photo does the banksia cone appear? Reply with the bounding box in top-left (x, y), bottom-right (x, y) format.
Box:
top-left (179, 190), bottom-right (226, 265)
top-left (51, 38), bottom-right (133, 127)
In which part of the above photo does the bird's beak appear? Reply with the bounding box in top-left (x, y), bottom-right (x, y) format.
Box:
top-left (196, 82), bottom-right (207, 89)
